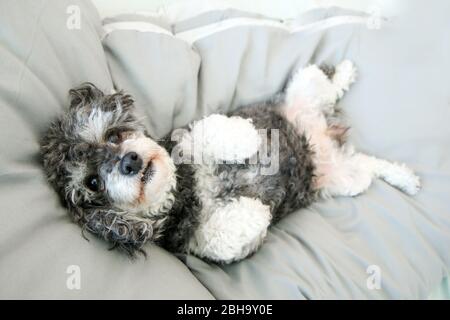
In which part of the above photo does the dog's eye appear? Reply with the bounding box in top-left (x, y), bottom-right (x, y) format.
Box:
top-left (107, 132), bottom-right (121, 144)
top-left (85, 175), bottom-right (103, 192)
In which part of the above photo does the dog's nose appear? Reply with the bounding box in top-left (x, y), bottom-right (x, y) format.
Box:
top-left (120, 152), bottom-right (143, 176)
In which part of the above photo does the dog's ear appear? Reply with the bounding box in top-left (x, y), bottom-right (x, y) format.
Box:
top-left (69, 204), bottom-right (153, 257)
top-left (69, 82), bottom-right (104, 109)
top-left (104, 91), bottom-right (135, 112)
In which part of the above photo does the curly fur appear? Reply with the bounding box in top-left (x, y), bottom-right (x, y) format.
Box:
top-left (40, 83), bottom-right (162, 256)
top-left (40, 61), bottom-right (421, 263)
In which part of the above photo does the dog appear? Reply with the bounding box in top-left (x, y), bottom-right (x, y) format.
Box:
top-left (40, 61), bottom-right (420, 263)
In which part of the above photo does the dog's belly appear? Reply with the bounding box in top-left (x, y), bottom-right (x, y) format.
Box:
top-left (221, 102), bottom-right (316, 222)
top-left (160, 102), bottom-right (316, 254)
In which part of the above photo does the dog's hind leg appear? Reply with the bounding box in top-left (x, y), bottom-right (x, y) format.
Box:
top-left (285, 64), bottom-right (337, 115)
top-left (322, 60), bottom-right (356, 145)
top-left (282, 62), bottom-right (353, 169)
top-left (332, 60), bottom-right (357, 99)
top-left (284, 60), bottom-right (357, 116)
top-left (319, 151), bottom-right (421, 197)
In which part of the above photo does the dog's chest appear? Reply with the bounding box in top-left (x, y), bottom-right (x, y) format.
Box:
top-left (191, 163), bottom-right (258, 221)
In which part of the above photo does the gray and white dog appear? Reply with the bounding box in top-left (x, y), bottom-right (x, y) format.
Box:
top-left (40, 61), bottom-right (420, 263)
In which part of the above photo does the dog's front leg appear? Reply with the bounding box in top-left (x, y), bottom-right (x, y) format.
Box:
top-left (187, 197), bottom-right (271, 264)
top-left (180, 114), bottom-right (261, 164)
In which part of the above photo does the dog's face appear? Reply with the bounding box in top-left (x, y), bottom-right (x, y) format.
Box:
top-left (41, 84), bottom-right (176, 252)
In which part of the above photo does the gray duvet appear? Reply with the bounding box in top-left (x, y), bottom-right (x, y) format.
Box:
top-left (0, 0), bottom-right (449, 299)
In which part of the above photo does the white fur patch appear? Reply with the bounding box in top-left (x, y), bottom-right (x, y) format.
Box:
top-left (353, 154), bottom-right (421, 196)
top-left (332, 60), bottom-right (357, 99)
top-left (66, 163), bottom-right (90, 204)
top-left (286, 64), bottom-right (338, 113)
top-left (78, 108), bottom-right (114, 143)
top-left (188, 196), bottom-right (271, 263)
top-left (285, 60), bottom-right (357, 112)
top-left (181, 114), bottom-right (261, 163)
top-left (319, 152), bottom-right (421, 197)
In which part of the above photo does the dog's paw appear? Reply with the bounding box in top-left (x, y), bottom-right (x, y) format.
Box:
top-left (188, 197), bottom-right (271, 264)
top-left (406, 178), bottom-right (421, 195)
top-left (333, 60), bottom-right (357, 98)
top-left (286, 64), bottom-right (338, 110)
top-left (399, 168), bottom-right (421, 196)
top-left (384, 163), bottom-right (421, 196)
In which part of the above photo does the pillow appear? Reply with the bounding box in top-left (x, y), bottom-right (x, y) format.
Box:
top-left (0, 0), bottom-right (212, 299)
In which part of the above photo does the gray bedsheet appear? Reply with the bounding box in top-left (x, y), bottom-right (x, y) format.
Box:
top-left (0, 0), bottom-right (449, 299)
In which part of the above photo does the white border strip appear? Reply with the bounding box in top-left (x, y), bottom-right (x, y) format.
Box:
top-left (102, 21), bottom-right (173, 40)
top-left (102, 15), bottom-right (369, 44)
top-left (176, 15), bottom-right (369, 44)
